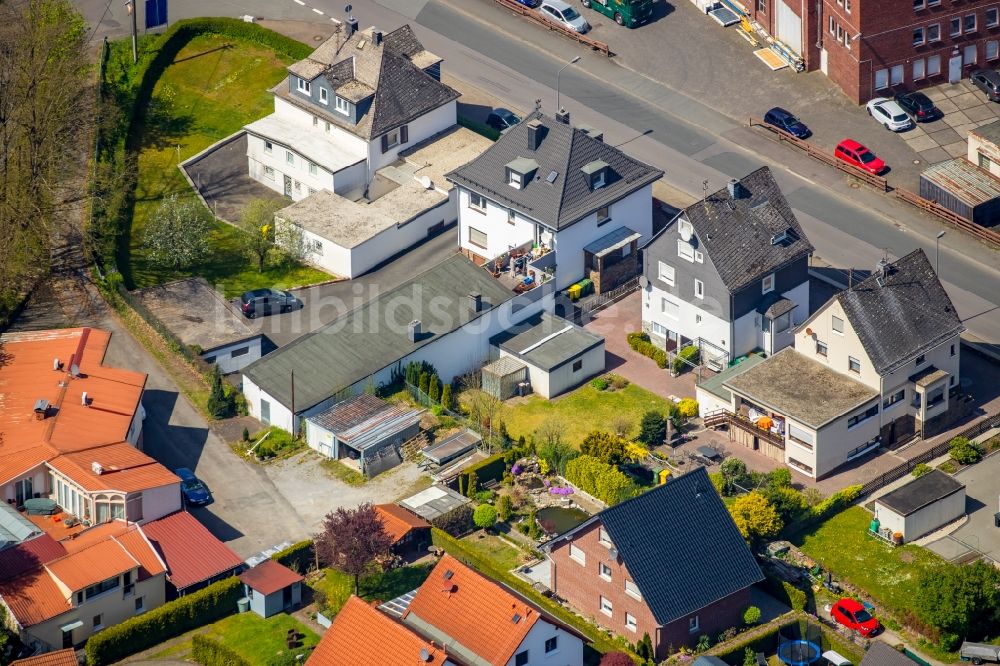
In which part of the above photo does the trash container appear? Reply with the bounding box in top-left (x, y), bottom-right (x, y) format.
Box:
top-left (578, 278), bottom-right (593, 296)
top-left (237, 597), bottom-right (250, 613)
top-left (994, 512), bottom-right (1000, 528)
top-left (567, 284), bottom-right (582, 301)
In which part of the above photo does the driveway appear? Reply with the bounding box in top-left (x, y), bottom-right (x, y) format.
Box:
top-left (926, 447), bottom-right (1000, 563)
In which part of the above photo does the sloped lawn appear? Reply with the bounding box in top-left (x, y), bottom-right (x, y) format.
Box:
top-left (311, 563), bottom-right (434, 616)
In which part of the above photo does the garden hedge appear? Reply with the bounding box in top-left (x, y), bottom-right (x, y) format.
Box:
top-left (626, 332), bottom-right (668, 369)
top-left (271, 539), bottom-right (314, 573)
top-left (192, 634), bottom-right (250, 666)
top-left (457, 452), bottom-right (506, 490)
top-left (85, 577), bottom-right (243, 665)
top-left (762, 574), bottom-right (807, 612)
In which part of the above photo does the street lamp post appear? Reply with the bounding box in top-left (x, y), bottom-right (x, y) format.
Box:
top-left (125, 0), bottom-right (138, 64)
top-left (556, 56), bottom-right (581, 115)
top-left (935, 230), bottom-right (946, 275)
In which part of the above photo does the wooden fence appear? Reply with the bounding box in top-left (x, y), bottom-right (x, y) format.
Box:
top-left (749, 117), bottom-right (1000, 248)
top-left (494, 0), bottom-right (611, 56)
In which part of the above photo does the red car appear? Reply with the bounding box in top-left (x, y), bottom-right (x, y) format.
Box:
top-left (831, 598), bottom-right (881, 636)
top-left (835, 139), bottom-right (887, 175)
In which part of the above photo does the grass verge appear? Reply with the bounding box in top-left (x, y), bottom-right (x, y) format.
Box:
top-left (319, 458), bottom-right (366, 486)
top-left (309, 563), bottom-right (434, 616)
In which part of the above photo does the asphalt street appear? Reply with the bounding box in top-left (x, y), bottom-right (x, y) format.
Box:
top-left (76, 0), bottom-right (1000, 346)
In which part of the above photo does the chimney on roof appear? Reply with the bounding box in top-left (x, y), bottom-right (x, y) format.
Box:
top-left (408, 320), bottom-right (422, 343)
top-left (372, 28), bottom-right (383, 46)
top-left (526, 119), bottom-right (544, 151)
top-left (555, 109), bottom-right (570, 125)
top-left (53, 357), bottom-right (61, 371)
top-left (346, 16), bottom-right (358, 36)
top-left (727, 178), bottom-right (742, 199)
top-left (468, 293), bottom-right (482, 313)
top-left (81, 391), bottom-right (89, 406)
top-left (34, 399), bottom-right (50, 420)
top-left (92, 461), bottom-right (103, 475)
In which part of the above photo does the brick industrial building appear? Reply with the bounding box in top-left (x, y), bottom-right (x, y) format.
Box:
top-left (745, 0), bottom-right (1000, 102)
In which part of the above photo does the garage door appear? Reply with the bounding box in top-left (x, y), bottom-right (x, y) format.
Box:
top-left (775, 0), bottom-right (802, 55)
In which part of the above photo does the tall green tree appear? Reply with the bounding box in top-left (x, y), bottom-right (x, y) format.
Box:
top-left (143, 194), bottom-right (212, 269)
top-left (637, 411), bottom-right (666, 447)
top-left (915, 561), bottom-right (1000, 649)
top-left (580, 430), bottom-right (628, 466)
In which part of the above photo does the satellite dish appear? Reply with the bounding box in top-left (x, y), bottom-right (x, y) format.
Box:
top-left (344, 3), bottom-right (352, 12)
top-left (638, 275), bottom-right (649, 289)
top-left (420, 175), bottom-right (433, 189)
top-left (680, 225), bottom-right (692, 242)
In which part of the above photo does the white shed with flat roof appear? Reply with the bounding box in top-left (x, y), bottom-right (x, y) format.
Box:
top-left (873, 470), bottom-right (966, 543)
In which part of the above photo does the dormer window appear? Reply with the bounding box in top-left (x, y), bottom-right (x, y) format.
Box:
top-left (582, 160), bottom-right (609, 190)
top-left (319, 88), bottom-right (329, 105)
top-left (335, 95), bottom-right (349, 115)
top-left (505, 158), bottom-right (538, 190)
top-left (509, 171), bottom-right (523, 189)
top-left (296, 78), bottom-right (311, 94)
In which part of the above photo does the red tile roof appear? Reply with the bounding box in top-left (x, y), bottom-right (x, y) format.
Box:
top-left (308, 596), bottom-right (446, 666)
top-left (11, 648), bottom-right (79, 666)
top-left (239, 560), bottom-right (303, 596)
top-left (404, 555), bottom-right (539, 665)
top-left (0, 535), bottom-right (66, 582)
top-left (60, 522), bottom-right (130, 553)
top-left (0, 567), bottom-right (70, 626)
top-left (47, 442), bottom-right (179, 493)
top-left (375, 504), bottom-right (431, 545)
top-left (45, 538), bottom-right (138, 592)
top-left (116, 528), bottom-right (167, 580)
top-left (140, 511), bottom-right (243, 590)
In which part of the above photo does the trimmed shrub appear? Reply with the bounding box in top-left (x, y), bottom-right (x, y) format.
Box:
top-left (191, 634), bottom-right (250, 666)
top-left (743, 606), bottom-right (762, 625)
top-left (458, 115), bottom-right (501, 141)
top-left (565, 455), bottom-right (640, 506)
top-left (441, 383), bottom-right (453, 411)
top-left (590, 376), bottom-right (609, 391)
top-left (473, 504), bottom-right (497, 529)
top-left (431, 505), bottom-right (473, 537)
top-left (457, 452), bottom-right (505, 491)
top-left (271, 539), bottom-right (314, 573)
top-left (911, 462), bottom-right (933, 478)
top-left (626, 331), bottom-right (650, 349)
top-left (85, 577), bottom-right (242, 665)
top-left (949, 436), bottom-right (984, 465)
top-left (672, 344), bottom-right (700, 374)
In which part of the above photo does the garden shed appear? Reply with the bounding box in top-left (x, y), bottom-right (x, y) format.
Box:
top-left (481, 356), bottom-right (528, 400)
top-left (239, 559), bottom-right (304, 618)
top-left (872, 470), bottom-right (966, 543)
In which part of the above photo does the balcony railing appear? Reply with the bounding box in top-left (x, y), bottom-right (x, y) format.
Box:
top-left (484, 242), bottom-right (555, 294)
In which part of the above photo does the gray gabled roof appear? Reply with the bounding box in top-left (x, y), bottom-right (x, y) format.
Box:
top-left (494, 312), bottom-right (604, 372)
top-left (836, 249), bottom-right (964, 375)
top-left (679, 167), bottom-right (813, 293)
top-left (242, 254), bottom-right (514, 412)
top-left (446, 111), bottom-right (662, 230)
top-left (860, 641), bottom-right (922, 666)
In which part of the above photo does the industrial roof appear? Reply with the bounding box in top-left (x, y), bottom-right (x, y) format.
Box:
top-left (549, 467), bottom-right (763, 626)
top-left (447, 111), bottom-right (662, 231)
top-left (920, 157), bottom-right (1000, 207)
top-left (11, 649), bottom-right (80, 666)
top-left (829, 249), bottom-right (964, 376)
top-left (308, 595), bottom-right (447, 666)
top-left (308, 394), bottom-right (423, 452)
top-left (724, 348), bottom-right (879, 429)
top-left (495, 312), bottom-right (604, 372)
top-left (875, 469), bottom-right (965, 517)
top-left (243, 254), bottom-right (514, 412)
top-left (375, 504), bottom-right (431, 545)
top-left (279, 25), bottom-right (458, 141)
top-left (399, 485), bottom-right (471, 522)
top-left (141, 511), bottom-right (243, 591)
top-left (240, 559), bottom-right (304, 596)
top-left (696, 353), bottom-right (766, 403)
top-left (132, 278), bottom-right (261, 354)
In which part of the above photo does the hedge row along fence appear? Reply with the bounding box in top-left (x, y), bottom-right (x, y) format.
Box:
top-left (85, 576), bottom-right (243, 665)
top-left (271, 539), bottom-right (315, 573)
top-left (453, 452), bottom-right (506, 493)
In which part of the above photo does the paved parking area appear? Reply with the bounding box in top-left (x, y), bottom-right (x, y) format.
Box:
top-left (901, 80), bottom-right (1000, 165)
top-left (926, 447), bottom-right (1000, 564)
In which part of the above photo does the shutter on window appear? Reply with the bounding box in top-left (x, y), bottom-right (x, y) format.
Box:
top-left (400, 125), bottom-right (409, 145)
top-left (381, 134), bottom-right (389, 153)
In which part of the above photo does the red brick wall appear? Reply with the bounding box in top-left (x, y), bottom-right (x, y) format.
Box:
top-left (752, 0), bottom-right (821, 69)
top-left (550, 521), bottom-right (754, 660)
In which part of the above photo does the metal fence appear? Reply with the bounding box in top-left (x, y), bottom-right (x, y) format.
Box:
top-left (572, 276), bottom-right (639, 324)
top-left (493, 0), bottom-right (612, 56)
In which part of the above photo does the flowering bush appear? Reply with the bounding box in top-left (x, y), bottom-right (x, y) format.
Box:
top-left (511, 463), bottom-right (522, 476)
top-left (549, 486), bottom-right (574, 495)
top-left (543, 478), bottom-right (551, 487)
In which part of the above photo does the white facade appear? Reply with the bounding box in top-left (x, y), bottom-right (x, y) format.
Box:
top-left (644, 283), bottom-right (729, 352)
top-left (457, 184), bottom-right (654, 290)
top-left (500, 343), bottom-right (605, 399)
top-left (202, 336), bottom-right (263, 375)
top-left (367, 101), bottom-right (457, 174)
top-left (873, 485), bottom-right (966, 542)
top-left (505, 620), bottom-right (585, 666)
top-left (137, 483), bottom-right (183, 524)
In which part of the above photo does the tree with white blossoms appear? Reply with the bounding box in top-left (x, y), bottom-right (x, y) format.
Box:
top-left (142, 194), bottom-right (212, 269)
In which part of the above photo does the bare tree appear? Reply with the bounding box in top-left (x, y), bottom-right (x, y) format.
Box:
top-left (314, 503), bottom-right (393, 595)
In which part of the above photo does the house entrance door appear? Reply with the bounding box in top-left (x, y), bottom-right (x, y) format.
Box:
top-left (283, 175), bottom-right (292, 196)
top-left (62, 628), bottom-right (74, 649)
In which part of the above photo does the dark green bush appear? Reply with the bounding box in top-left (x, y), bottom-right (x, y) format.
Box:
top-left (191, 634), bottom-right (250, 666)
top-left (271, 539), bottom-right (314, 573)
top-left (85, 577), bottom-right (242, 665)
top-left (949, 436), bottom-right (984, 465)
top-left (626, 331), bottom-right (650, 349)
top-left (672, 344), bottom-right (700, 374)
top-left (590, 376), bottom-right (610, 391)
top-left (457, 452), bottom-right (505, 490)
top-left (762, 574), bottom-right (807, 611)
top-left (431, 505), bottom-right (473, 537)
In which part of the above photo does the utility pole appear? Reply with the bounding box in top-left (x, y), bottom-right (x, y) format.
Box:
top-left (126, 0), bottom-right (138, 64)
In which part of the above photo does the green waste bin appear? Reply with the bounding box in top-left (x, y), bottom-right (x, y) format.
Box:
top-left (578, 278), bottom-right (593, 296)
top-left (237, 597), bottom-right (249, 613)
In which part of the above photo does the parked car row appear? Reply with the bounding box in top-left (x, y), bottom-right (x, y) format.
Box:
top-left (516, 0), bottom-right (653, 30)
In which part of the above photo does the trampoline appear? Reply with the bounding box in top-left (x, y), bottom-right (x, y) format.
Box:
top-left (776, 640), bottom-right (822, 666)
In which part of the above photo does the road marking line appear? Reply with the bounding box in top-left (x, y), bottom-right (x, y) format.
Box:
top-left (293, 0), bottom-right (304, 5)
top-left (312, 7), bottom-right (324, 14)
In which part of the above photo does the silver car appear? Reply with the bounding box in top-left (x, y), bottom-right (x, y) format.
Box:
top-left (539, 0), bottom-right (591, 33)
top-left (866, 97), bottom-right (914, 132)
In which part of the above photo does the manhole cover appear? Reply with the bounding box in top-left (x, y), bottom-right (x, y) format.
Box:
top-left (314, 35), bottom-right (324, 42)
top-left (849, 182), bottom-right (861, 189)
top-left (913, 159), bottom-right (921, 164)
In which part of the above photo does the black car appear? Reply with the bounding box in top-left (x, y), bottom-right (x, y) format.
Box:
top-left (763, 107), bottom-right (811, 139)
top-left (971, 69), bottom-right (1000, 102)
top-left (485, 108), bottom-right (521, 133)
top-left (894, 91), bottom-right (940, 121)
top-left (239, 288), bottom-right (296, 319)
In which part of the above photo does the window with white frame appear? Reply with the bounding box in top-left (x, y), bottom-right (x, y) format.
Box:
top-left (951, 17), bottom-right (961, 37)
top-left (286, 151), bottom-right (294, 165)
top-left (311, 239), bottom-right (323, 256)
top-left (507, 208), bottom-right (516, 225)
top-left (914, 0), bottom-right (926, 9)
top-left (788, 423), bottom-right (814, 449)
top-left (313, 116), bottom-right (318, 127)
top-left (913, 58), bottom-right (926, 80)
top-left (308, 162), bottom-right (317, 176)
top-left (386, 128), bottom-right (401, 149)
top-left (662, 298), bottom-right (680, 320)
top-left (883, 388), bottom-right (905, 409)
top-left (625, 579), bottom-right (642, 600)
top-left (965, 44), bottom-right (978, 64)
top-left (989, 40), bottom-right (999, 60)
top-left (694, 279), bottom-right (704, 299)
top-left (263, 166), bottom-right (275, 181)
top-left (508, 169), bottom-right (523, 189)
top-left (545, 637), bottom-right (558, 654)
top-left (762, 273), bottom-right (775, 294)
top-left (845, 0), bottom-right (851, 11)
top-left (891, 64), bottom-right (905, 85)
top-left (875, 68), bottom-right (889, 90)
top-left (335, 96), bottom-right (349, 115)
top-left (599, 562), bottom-right (612, 581)
top-left (695, 250), bottom-right (704, 263)
top-left (989, 7), bottom-right (999, 28)
top-left (837, 24), bottom-right (844, 43)
top-left (678, 241), bottom-right (695, 262)
top-left (469, 192), bottom-right (486, 211)
top-left (928, 54), bottom-right (942, 76)
top-left (468, 227), bottom-right (488, 249)
top-left (928, 23), bottom-right (940, 41)
top-left (927, 0), bottom-right (940, 5)
top-left (626, 613), bottom-right (638, 632)
top-left (844, 31), bottom-right (851, 48)
top-left (965, 13), bottom-right (977, 33)
top-left (599, 527), bottom-right (612, 545)
top-left (319, 87), bottom-right (328, 104)
top-left (832, 315), bottom-right (844, 334)
top-left (600, 596), bottom-right (613, 617)
top-left (913, 27), bottom-right (925, 45)
top-left (658, 261), bottom-right (675, 286)
top-left (296, 78), bottom-right (311, 94)
top-left (324, 121), bottom-right (331, 133)
top-left (264, 140), bottom-right (273, 154)
top-left (816, 340), bottom-right (828, 356)
top-left (569, 543), bottom-right (586, 565)
top-left (689, 616), bottom-right (700, 634)
top-left (829, 15), bottom-right (835, 34)
top-left (848, 356), bottom-right (861, 373)
top-left (848, 403), bottom-right (879, 428)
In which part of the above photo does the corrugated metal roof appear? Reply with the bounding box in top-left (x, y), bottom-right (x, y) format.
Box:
top-left (421, 430), bottom-right (481, 465)
top-left (921, 157), bottom-right (1000, 207)
top-left (45, 538), bottom-right (138, 592)
top-left (308, 394), bottom-right (423, 452)
top-left (141, 511), bottom-right (243, 590)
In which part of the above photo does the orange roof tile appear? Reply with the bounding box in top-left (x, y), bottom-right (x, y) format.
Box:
top-left (47, 442), bottom-right (179, 493)
top-left (11, 648), bottom-right (79, 666)
top-left (375, 504), bottom-right (431, 545)
top-left (405, 555), bottom-right (541, 665)
top-left (45, 538), bottom-right (138, 592)
top-left (140, 511), bottom-right (243, 590)
top-left (0, 567), bottom-right (70, 626)
top-left (115, 528), bottom-right (167, 580)
top-left (0, 445), bottom-right (57, 485)
top-left (239, 560), bottom-right (303, 596)
top-left (0, 535), bottom-right (66, 582)
top-left (308, 596), bottom-right (446, 666)
top-left (60, 521), bottom-right (130, 552)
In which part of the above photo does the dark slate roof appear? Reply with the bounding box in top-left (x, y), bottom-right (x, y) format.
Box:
top-left (680, 167), bottom-right (813, 292)
top-left (875, 469), bottom-right (965, 516)
top-left (835, 249), bottom-right (964, 375)
top-left (972, 119), bottom-right (1000, 145)
top-left (242, 254), bottom-right (514, 412)
top-left (860, 641), bottom-right (921, 666)
top-left (446, 111), bottom-right (662, 230)
top-left (592, 467), bottom-right (763, 625)
top-left (493, 312), bottom-right (604, 372)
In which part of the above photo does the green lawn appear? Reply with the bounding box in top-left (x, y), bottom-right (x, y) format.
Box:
top-left (454, 531), bottom-right (527, 572)
top-left (310, 563), bottom-right (433, 616)
top-left (501, 383), bottom-right (671, 446)
top-left (201, 612), bottom-right (319, 665)
top-left (125, 33), bottom-right (331, 296)
top-left (791, 505), bottom-right (945, 615)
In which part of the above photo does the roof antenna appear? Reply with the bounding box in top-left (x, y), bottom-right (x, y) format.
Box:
top-left (534, 98), bottom-right (542, 113)
top-left (702, 179), bottom-right (709, 202)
